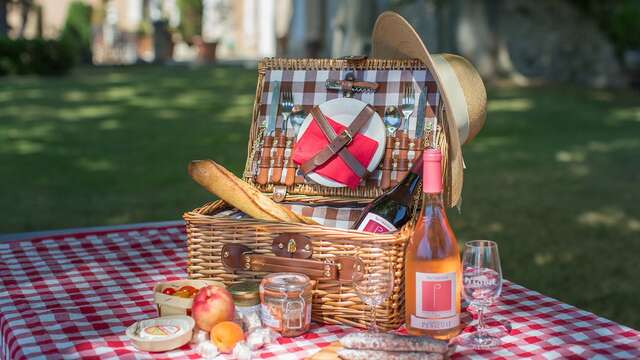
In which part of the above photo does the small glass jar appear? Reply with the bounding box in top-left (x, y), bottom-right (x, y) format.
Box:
top-left (259, 273), bottom-right (312, 337)
top-left (229, 281), bottom-right (261, 331)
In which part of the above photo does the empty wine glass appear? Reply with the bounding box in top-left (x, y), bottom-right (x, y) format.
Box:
top-left (459, 240), bottom-right (503, 349)
top-left (352, 248), bottom-right (394, 332)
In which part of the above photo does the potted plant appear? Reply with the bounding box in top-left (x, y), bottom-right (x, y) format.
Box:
top-left (152, 18), bottom-right (175, 63)
top-left (136, 19), bottom-right (153, 62)
top-left (178, 0), bottom-right (228, 63)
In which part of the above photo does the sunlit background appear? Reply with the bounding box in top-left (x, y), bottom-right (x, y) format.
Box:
top-left (1, 0), bottom-right (639, 332)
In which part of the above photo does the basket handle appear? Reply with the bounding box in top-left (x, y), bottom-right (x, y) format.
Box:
top-left (221, 244), bottom-right (362, 282)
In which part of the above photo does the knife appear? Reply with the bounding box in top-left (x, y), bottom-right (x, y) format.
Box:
top-left (415, 87), bottom-right (427, 139)
top-left (266, 81), bottom-right (281, 135)
top-left (256, 81), bottom-right (281, 185)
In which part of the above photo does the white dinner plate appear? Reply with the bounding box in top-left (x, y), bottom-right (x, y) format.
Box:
top-left (296, 98), bottom-right (386, 187)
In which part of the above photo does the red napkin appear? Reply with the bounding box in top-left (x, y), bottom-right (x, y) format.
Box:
top-left (292, 114), bottom-right (378, 188)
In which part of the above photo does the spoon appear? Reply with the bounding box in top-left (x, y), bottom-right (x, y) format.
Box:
top-left (289, 105), bottom-right (307, 137)
top-left (285, 106), bottom-right (308, 185)
top-left (383, 106), bottom-right (401, 136)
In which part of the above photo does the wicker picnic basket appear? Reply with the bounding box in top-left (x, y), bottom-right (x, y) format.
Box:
top-left (184, 58), bottom-right (455, 331)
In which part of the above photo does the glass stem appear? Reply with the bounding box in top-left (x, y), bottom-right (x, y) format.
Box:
top-left (477, 306), bottom-right (486, 334)
top-left (370, 305), bottom-right (377, 332)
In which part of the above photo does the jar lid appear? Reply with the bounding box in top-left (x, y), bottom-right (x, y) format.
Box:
top-left (261, 272), bottom-right (311, 293)
top-left (229, 281), bottom-right (260, 305)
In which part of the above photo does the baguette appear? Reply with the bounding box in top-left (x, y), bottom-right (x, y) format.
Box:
top-left (188, 160), bottom-right (318, 225)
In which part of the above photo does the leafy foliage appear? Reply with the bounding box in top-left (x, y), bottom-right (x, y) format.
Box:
top-left (60, 0), bottom-right (93, 64)
top-left (177, 0), bottom-right (203, 44)
top-left (570, 0), bottom-right (640, 55)
top-left (0, 37), bottom-right (74, 76)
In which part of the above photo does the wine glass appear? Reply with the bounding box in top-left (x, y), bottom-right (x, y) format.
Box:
top-left (459, 240), bottom-right (503, 349)
top-left (352, 248), bottom-right (394, 332)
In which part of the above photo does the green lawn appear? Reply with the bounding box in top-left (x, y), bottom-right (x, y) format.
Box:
top-left (1, 65), bottom-right (639, 329)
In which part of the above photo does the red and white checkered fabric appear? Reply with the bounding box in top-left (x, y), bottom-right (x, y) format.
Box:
top-left (1, 224), bottom-right (638, 359)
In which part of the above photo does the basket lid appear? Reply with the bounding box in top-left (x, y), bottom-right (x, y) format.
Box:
top-left (242, 58), bottom-right (455, 205)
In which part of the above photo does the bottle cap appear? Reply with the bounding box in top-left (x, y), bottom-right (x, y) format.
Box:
top-left (423, 149), bottom-right (443, 193)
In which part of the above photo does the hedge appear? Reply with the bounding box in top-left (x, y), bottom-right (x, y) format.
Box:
top-left (0, 37), bottom-right (75, 76)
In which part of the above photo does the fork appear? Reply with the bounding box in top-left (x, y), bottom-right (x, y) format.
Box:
top-left (396, 84), bottom-right (415, 182)
top-left (272, 86), bottom-right (294, 184)
top-left (280, 87), bottom-right (294, 133)
top-left (400, 84), bottom-right (415, 133)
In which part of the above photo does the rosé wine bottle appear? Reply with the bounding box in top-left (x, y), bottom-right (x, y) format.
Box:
top-left (404, 149), bottom-right (462, 340)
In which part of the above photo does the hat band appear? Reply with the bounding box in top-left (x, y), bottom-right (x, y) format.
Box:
top-left (432, 55), bottom-right (470, 143)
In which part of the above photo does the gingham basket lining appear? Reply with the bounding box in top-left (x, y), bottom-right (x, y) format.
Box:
top-left (250, 67), bottom-right (440, 189)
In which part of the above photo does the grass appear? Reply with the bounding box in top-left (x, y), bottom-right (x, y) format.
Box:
top-left (1, 65), bottom-right (639, 329)
top-left (0, 65), bottom-right (255, 230)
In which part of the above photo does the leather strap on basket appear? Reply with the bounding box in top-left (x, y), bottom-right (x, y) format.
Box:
top-left (221, 244), bottom-right (362, 281)
top-left (300, 105), bottom-right (375, 178)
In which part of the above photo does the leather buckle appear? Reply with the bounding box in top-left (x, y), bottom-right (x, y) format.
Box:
top-left (272, 234), bottom-right (313, 259)
top-left (327, 129), bottom-right (353, 155)
top-left (340, 129), bottom-right (353, 145)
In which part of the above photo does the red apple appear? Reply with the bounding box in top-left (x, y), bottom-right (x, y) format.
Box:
top-left (191, 285), bottom-right (235, 331)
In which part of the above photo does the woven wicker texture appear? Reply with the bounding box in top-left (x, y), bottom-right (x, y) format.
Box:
top-left (185, 200), bottom-right (412, 330)
top-left (186, 58), bottom-right (453, 330)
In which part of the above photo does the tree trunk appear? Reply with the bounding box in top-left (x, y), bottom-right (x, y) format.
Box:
top-left (331, 0), bottom-right (380, 57)
top-left (0, 0), bottom-right (8, 37)
top-left (484, 0), bottom-right (527, 83)
top-left (34, 4), bottom-right (42, 38)
top-left (18, 0), bottom-right (33, 39)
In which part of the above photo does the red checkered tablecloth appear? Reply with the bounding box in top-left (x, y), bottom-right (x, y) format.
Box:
top-left (1, 224), bottom-right (638, 359)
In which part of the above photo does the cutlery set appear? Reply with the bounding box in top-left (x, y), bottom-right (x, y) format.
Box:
top-left (256, 80), bottom-right (434, 190)
top-left (381, 83), bottom-right (430, 189)
top-left (257, 82), bottom-right (305, 186)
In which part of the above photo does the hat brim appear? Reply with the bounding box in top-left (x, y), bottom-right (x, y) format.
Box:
top-left (371, 11), bottom-right (464, 207)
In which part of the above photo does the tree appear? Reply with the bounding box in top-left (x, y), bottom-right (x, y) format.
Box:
top-left (0, 0), bottom-right (8, 37)
top-left (177, 0), bottom-right (203, 44)
top-left (17, 0), bottom-right (33, 38)
top-left (331, 0), bottom-right (383, 57)
top-left (60, 0), bottom-right (93, 64)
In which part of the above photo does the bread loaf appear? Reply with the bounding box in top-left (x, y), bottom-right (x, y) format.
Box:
top-left (188, 160), bottom-right (318, 225)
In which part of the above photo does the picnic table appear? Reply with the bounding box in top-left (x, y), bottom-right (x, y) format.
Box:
top-left (1, 223), bottom-right (638, 359)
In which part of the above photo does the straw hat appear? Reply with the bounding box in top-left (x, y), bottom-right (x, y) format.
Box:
top-left (371, 11), bottom-right (487, 207)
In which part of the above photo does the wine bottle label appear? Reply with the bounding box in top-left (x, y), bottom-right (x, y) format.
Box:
top-left (410, 314), bottom-right (460, 330)
top-left (412, 271), bottom-right (458, 330)
top-left (355, 213), bottom-right (398, 233)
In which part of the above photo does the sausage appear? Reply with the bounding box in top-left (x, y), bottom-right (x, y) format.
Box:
top-left (336, 349), bottom-right (444, 360)
top-left (339, 332), bottom-right (449, 353)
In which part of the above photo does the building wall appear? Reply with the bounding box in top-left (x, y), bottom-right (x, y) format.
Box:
top-left (7, 0), bottom-right (77, 39)
top-left (6, 0), bottom-right (285, 61)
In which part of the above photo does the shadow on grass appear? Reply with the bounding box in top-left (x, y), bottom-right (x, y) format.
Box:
top-left (448, 84), bottom-right (640, 328)
top-left (0, 65), bottom-right (257, 231)
top-left (1, 66), bottom-right (639, 329)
